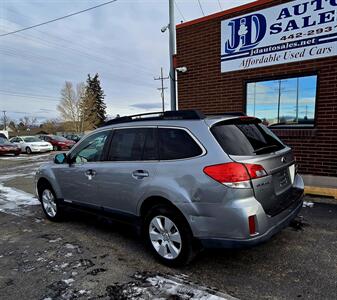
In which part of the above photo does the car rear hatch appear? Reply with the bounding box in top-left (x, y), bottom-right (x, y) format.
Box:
top-left (211, 117), bottom-right (302, 216)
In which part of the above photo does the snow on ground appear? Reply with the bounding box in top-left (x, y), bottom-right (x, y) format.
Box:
top-left (0, 154), bottom-right (51, 215)
top-left (0, 183), bottom-right (39, 216)
top-left (0, 153), bottom-right (51, 161)
top-left (104, 272), bottom-right (238, 299)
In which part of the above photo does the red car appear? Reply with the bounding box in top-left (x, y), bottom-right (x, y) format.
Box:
top-left (39, 135), bottom-right (75, 151)
top-left (0, 137), bottom-right (21, 156)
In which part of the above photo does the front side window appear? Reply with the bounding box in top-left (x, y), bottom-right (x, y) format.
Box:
top-left (158, 128), bottom-right (203, 160)
top-left (108, 128), bottom-right (158, 161)
top-left (71, 130), bottom-right (110, 163)
top-left (246, 75), bottom-right (317, 127)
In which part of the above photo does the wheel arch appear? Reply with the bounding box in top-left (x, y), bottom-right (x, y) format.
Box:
top-left (36, 177), bottom-right (52, 197)
top-left (139, 196), bottom-right (191, 227)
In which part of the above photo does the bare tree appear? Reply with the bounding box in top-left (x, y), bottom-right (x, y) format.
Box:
top-left (17, 116), bottom-right (37, 130)
top-left (57, 81), bottom-right (85, 133)
top-left (40, 119), bottom-right (59, 134)
top-left (0, 115), bottom-right (11, 130)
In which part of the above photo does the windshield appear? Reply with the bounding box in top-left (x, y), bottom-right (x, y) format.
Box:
top-left (23, 137), bottom-right (41, 143)
top-left (0, 137), bottom-right (11, 145)
top-left (211, 119), bottom-right (285, 156)
top-left (51, 135), bottom-right (68, 142)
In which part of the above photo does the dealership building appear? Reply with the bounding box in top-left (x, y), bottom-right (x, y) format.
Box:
top-left (176, 0), bottom-right (337, 189)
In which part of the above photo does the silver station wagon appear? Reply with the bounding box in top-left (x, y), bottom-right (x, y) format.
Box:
top-left (35, 110), bottom-right (304, 266)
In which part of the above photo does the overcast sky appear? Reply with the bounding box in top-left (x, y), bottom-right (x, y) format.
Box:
top-left (0, 0), bottom-right (255, 123)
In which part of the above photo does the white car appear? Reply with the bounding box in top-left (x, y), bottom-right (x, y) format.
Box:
top-left (10, 136), bottom-right (53, 154)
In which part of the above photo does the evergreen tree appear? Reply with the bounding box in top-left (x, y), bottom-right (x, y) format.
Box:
top-left (83, 73), bottom-right (107, 129)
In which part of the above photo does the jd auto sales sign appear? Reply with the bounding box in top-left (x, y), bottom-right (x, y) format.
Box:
top-left (221, 0), bottom-right (337, 73)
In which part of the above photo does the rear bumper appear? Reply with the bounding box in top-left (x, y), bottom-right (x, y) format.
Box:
top-left (31, 148), bottom-right (52, 153)
top-left (0, 149), bottom-right (21, 155)
top-left (199, 195), bottom-right (303, 249)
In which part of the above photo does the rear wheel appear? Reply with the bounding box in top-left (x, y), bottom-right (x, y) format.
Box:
top-left (39, 185), bottom-right (63, 221)
top-left (26, 147), bottom-right (32, 154)
top-left (143, 204), bottom-right (198, 266)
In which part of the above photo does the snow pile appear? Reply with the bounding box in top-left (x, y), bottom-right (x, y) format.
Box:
top-left (0, 183), bottom-right (39, 216)
top-left (303, 201), bottom-right (314, 208)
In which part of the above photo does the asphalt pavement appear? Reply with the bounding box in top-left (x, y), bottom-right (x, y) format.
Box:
top-left (0, 153), bottom-right (336, 300)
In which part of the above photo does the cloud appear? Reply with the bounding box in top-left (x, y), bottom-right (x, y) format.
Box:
top-left (0, 0), bottom-right (255, 122)
top-left (130, 102), bottom-right (163, 110)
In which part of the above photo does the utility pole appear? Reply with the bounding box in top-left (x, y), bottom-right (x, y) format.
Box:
top-left (169, 0), bottom-right (177, 111)
top-left (154, 67), bottom-right (169, 112)
top-left (2, 111), bottom-right (7, 130)
top-left (296, 77), bottom-right (299, 123)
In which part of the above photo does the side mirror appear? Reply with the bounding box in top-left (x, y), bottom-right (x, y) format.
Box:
top-left (54, 153), bottom-right (67, 164)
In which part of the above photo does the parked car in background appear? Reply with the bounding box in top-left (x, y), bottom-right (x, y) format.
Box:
top-left (64, 134), bottom-right (83, 143)
top-left (10, 136), bottom-right (53, 154)
top-left (35, 110), bottom-right (304, 266)
top-left (39, 135), bottom-right (75, 151)
top-left (0, 137), bottom-right (21, 156)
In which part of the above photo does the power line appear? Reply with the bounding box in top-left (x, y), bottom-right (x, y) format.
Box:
top-left (2, 9), bottom-right (155, 75)
top-left (174, 0), bottom-right (186, 22)
top-left (217, 0), bottom-right (223, 11)
top-left (0, 0), bottom-right (118, 37)
top-left (197, 0), bottom-right (205, 16)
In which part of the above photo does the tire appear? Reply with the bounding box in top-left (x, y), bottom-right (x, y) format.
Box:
top-left (14, 152), bottom-right (20, 156)
top-left (53, 145), bottom-right (58, 151)
top-left (26, 147), bottom-right (32, 154)
top-left (39, 184), bottom-right (63, 221)
top-left (143, 204), bottom-right (199, 266)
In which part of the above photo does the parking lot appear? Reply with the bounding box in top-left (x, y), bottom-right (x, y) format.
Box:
top-left (0, 153), bottom-right (336, 300)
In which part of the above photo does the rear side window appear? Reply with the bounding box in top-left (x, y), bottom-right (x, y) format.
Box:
top-left (109, 128), bottom-right (158, 161)
top-left (159, 128), bottom-right (203, 160)
top-left (211, 120), bottom-right (285, 156)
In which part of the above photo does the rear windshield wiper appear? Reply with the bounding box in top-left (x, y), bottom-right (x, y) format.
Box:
top-left (253, 144), bottom-right (280, 154)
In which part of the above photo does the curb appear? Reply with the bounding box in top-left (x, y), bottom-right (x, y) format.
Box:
top-left (304, 186), bottom-right (337, 204)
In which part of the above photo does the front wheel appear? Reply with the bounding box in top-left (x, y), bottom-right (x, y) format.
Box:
top-left (26, 147), bottom-right (32, 154)
top-left (40, 186), bottom-right (63, 221)
top-left (53, 145), bottom-right (58, 151)
top-left (144, 205), bottom-right (199, 266)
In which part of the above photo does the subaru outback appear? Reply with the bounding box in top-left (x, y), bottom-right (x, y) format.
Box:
top-left (35, 110), bottom-right (304, 266)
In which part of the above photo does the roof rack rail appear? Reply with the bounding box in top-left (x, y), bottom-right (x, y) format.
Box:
top-left (102, 110), bottom-right (205, 126)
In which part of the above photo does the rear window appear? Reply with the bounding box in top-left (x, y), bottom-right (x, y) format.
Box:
top-left (159, 128), bottom-right (203, 160)
top-left (211, 120), bottom-right (285, 156)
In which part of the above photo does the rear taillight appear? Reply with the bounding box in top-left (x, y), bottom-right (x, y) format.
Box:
top-left (203, 162), bottom-right (267, 189)
top-left (244, 163), bottom-right (267, 179)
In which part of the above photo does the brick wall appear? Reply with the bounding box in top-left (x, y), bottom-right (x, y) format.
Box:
top-left (176, 0), bottom-right (337, 177)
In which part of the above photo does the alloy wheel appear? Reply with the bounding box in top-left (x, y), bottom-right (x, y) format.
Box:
top-left (42, 189), bottom-right (57, 218)
top-left (149, 215), bottom-right (182, 260)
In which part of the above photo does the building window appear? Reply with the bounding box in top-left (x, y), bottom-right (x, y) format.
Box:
top-left (246, 75), bottom-right (317, 127)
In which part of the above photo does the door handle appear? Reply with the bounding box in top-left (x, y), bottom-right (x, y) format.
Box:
top-left (85, 169), bottom-right (96, 180)
top-left (132, 170), bottom-right (149, 179)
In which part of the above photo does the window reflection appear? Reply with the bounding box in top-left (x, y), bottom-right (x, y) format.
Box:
top-left (247, 75), bottom-right (317, 127)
